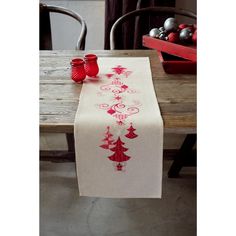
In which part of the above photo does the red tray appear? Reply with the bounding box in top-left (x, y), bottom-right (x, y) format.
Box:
top-left (157, 51), bottom-right (196, 74)
top-left (143, 35), bottom-right (196, 62)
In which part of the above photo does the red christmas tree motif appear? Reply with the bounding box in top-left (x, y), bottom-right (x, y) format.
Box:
top-left (108, 137), bottom-right (131, 171)
top-left (112, 65), bottom-right (127, 75)
top-left (100, 126), bottom-right (114, 149)
top-left (125, 123), bottom-right (138, 139)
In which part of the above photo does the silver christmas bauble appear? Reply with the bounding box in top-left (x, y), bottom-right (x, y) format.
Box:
top-left (149, 28), bottom-right (161, 38)
top-left (164, 17), bottom-right (178, 32)
top-left (179, 27), bottom-right (193, 42)
top-left (159, 33), bottom-right (168, 41)
top-left (159, 26), bottom-right (165, 32)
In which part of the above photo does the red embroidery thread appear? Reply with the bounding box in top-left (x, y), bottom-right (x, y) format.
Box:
top-left (112, 65), bottom-right (127, 75)
top-left (108, 136), bottom-right (130, 171)
top-left (97, 65), bottom-right (141, 171)
top-left (100, 126), bottom-right (114, 150)
top-left (125, 123), bottom-right (138, 139)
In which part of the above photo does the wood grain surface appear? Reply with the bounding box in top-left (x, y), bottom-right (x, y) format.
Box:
top-left (40, 50), bottom-right (196, 134)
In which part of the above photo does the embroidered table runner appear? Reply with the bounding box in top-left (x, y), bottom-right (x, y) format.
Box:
top-left (74, 57), bottom-right (163, 198)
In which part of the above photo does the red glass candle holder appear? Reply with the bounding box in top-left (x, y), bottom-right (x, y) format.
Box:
top-left (70, 58), bottom-right (86, 83)
top-left (84, 54), bottom-right (99, 77)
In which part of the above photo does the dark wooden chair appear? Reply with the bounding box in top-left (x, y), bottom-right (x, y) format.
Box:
top-left (109, 6), bottom-right (197, 177)
top-left (40, 3), bottom-right (87, 162)
top-left (40, 3), bottom-right (87, 50)
top-left (110, 6), bottom-right (196, 50)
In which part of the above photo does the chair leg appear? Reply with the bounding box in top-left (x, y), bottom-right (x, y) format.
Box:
top-left (66, 133), bottom-right (75, 152)
top-left (168, 134), bottom-right (196, 178)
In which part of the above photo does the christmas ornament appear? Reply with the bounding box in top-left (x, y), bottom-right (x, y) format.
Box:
top-left (187, 24), bottom-right (195, 32)
top-left (192, 29), bottom-right (197, 45)
top-left (178, 24), bottom-right (188, 30)
top-left (164, 17), bottom-right (178, 32)
top-left (179, 27), bottom-right (193, 43)
top-left (149, 28), bottom-right (161, 38)
top-left (159, 26), bottom-right (165, 32)
top-left (159, 32), bottom-right (168, 41)
top-left (167, 32), bottom-right (179, 43)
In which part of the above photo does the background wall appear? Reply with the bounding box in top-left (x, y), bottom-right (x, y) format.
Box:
top-left (41, 0), bottom-right (105, 50)
top-left (176, 0), bottom-right (197, 24)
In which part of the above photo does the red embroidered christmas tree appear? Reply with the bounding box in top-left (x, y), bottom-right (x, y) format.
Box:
top-left (108, 137), bottom-right (130, 171)
top-left (100, 126), bottom-right (114, 149)
top-left (112, 65), bottom-right (127, 75)
top-left (125, 123), bottom-right (138, 139)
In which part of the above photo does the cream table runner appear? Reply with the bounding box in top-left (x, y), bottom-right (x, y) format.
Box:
top-left (74, 57), bottom-right (163, 198)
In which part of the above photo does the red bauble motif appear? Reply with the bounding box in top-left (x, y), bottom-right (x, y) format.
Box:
top-left (116, 163), bottom-right (123, 171)
top-left (107, 109), bottom-right (116, 115)
top-left (125, 123), bottom-right (138, 139)
top-left (121, 85), bottom-right (128, 90)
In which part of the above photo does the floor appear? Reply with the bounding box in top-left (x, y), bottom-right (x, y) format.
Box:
top-left (40, 160), bottom-right (196, 236)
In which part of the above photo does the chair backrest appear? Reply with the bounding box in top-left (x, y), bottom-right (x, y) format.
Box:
top-left (110, 7), bottom-right (196, 50)
top-left (40, 3), bottom-right (87, 50)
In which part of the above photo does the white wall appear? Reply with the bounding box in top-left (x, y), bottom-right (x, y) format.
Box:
top-left (41, 0), bottom-right (105, 50)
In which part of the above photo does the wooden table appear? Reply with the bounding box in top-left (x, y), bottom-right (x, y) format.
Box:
top-left (40, 50), bottom-right (196, 176)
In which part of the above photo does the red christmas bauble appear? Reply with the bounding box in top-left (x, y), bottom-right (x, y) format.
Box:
top-left (179, 24), bottom-right (195, 33)
top-left (167, 32), bottom-right (179, 43)
top-left (178, 24), bottom-right (188, 30)
top-left (188, 24), bottom-right (195, 33)
top-left (192, 30), bottom-right (197, 45)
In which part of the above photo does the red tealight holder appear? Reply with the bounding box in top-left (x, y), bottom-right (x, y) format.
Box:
top-left (70, 58), bottom-right (86, 83)
top-left (84, 54), bottom-right (99, 77)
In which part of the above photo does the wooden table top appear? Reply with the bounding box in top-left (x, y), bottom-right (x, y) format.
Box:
top-left (40, 50), bottom-right (196, 134)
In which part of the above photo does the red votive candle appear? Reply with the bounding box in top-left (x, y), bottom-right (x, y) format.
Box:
top-left (70, 58), bottom-right (86, 83)
top-left (84, 54), bottom-right (99, 77)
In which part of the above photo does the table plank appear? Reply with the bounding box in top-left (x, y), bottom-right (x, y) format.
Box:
top-left (40, 50), bottom-right (196, 134)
